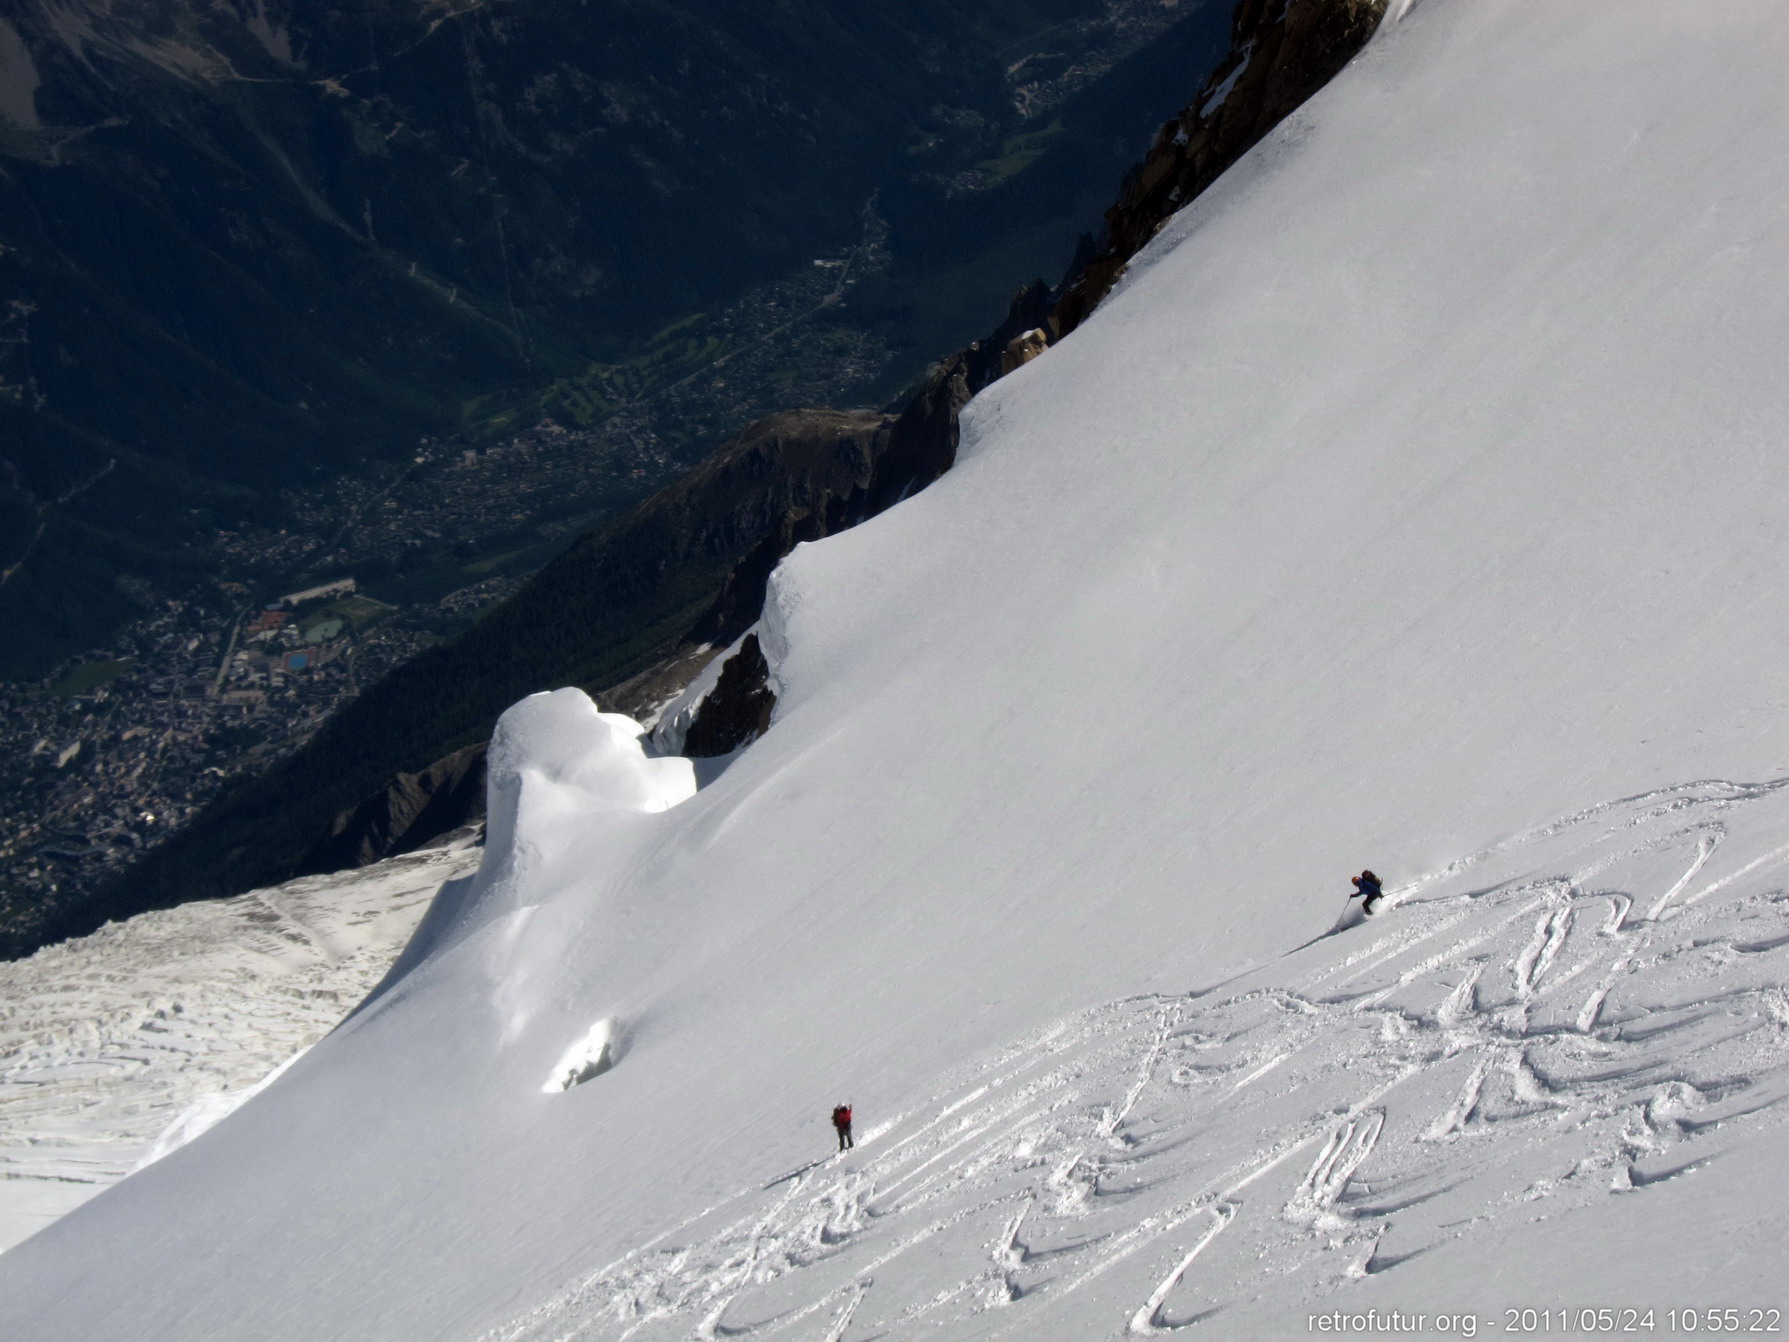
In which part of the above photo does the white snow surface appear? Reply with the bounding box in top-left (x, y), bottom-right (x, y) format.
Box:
top-left (6, 0), bottom-right (1789, 1336)
top-left (1198, 47), bottom-right (1248, 117)
top-left (0, 839), bottom-right (478, 1254)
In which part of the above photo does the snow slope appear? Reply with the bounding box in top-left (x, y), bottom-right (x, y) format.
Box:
top-left (0, 838), bottom-right (477, 1252)
top-left (6, 0), bottom-right (1789, 1337)
top-left (489, 779), bottom-right (1789, 1339)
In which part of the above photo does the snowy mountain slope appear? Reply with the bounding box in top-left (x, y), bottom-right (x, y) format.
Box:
top-left (487, 778), bottom-right (1789, 1339)
top-left (0, 839), bottom-right (476, 1253)
top-left (6, 0), bottom-right (1789, 1338)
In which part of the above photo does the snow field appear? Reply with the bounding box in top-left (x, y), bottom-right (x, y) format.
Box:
top-left (488, 778), bottom-right (1789, 1338)
top-left (0, 839), bottom-right (478, 1252)
top-left (8, 0), bottom-right (1789, 1336)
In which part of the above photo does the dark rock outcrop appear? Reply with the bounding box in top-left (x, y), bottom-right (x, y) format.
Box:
top-left (600, 643), bottom-right (730, 724)
top-left (683, 275), bottom-right (1064, 658)
top-left (1001, 328), bottom-right (1051, 375)
top-left (688, 353), bottom-right (976, 651)
top-left (298, 743), bottom-right (489, 876)
top-left (681, 635), bottom-right (777, 759)
top-left (1051, 0), bottom-right (1388, 338)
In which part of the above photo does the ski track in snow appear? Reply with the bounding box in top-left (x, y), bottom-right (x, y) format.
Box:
top-left (0, 842), bottom-right (479, 1252)
top-left (487, 780), bottom-right (1789, 1340)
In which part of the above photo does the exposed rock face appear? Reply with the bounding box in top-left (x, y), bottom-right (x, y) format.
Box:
top-left (671, 412), bottom-right (886, 651)
top-left (600, 643), bottom-right (727, 725)
top-left (961, 279), bottom-right (1061, 398)
top-left (1001, 328), bottom-right (1051, 374)
top-left (680, 635), bottom-right (776, 759)
top-left (688, 358), bottom-right (976, 652)
top-left (299, 743), bottom-right (488, 876)
top-left (1051, 0), bottom-right (1388, 337)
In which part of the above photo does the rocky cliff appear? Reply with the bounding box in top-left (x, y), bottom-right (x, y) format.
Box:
top-left (298, 742), bottom-right (488, 876)
top-left (1051, 0), bottom-right (1389, 336)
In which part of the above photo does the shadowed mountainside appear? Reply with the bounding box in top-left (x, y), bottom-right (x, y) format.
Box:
top-left (24, 0), bottom-right (1389, 959)
top-left (1, 0), bottom-right (1158, 675)
top-left (42, 408), bottom-right (889, 951)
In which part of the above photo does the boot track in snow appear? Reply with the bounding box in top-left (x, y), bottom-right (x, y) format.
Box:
top-left (487, 778), bottom-right (1789, 1339)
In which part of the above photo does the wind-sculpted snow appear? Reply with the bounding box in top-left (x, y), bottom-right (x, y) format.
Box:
top-left (0, 840), bottom-right (478, 1252)
top-left (488, 781), bottom-right (1789, 1339)
top-left (468, 691), bottom-right (696, 1045)
top-left (475, 690), bottom-right (696, 916)
top-left (544, 1017), bottom-right (622, 1093)
top-left (0, 692), bottom-right (685, 1256)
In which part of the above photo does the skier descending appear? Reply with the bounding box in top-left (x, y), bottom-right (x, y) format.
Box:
top-left (1351, 869), bottom-right (1384, 916)
top-left (831, 1104), bottom-right (854, 1152)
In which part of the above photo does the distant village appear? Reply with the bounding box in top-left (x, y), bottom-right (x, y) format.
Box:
top-left (0, 575), bottom-right (444, 947)
top-left (217, 579), bottom-right (376, 706)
